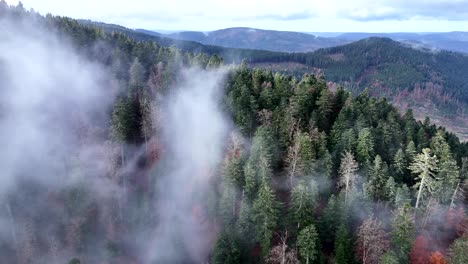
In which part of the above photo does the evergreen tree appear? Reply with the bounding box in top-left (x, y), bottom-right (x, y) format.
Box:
top-left (237, 197), bottom-right (256, 248)
top-left (379, 251), bottom-right (399, 264)
top-left (286, 131), bottom-right (315, 185)
top-left (356, 128), bottom-right (375, 166)
top-left (289, 179), bottom-right (318, 230)
top-left (364, 155), bottom-right (389, 201)
top-left (319, 195), bottom-right (341, 247)
top-left (391, 204), bottom-right (415, 263)
top-left (297, 224), bottom-right (319, 264)
top-left (392, 148), bottom-right (406, 181)
top-left (384, 177), bottom-right (397, 202)
top-left (430, 131), bottom-right (459, 204)
top-left (219, 183), bottom-right (238, 225)
top-left (409, 148), bottom-right (439, 209)
top-left (394, 184), bottom-right (411, 208)
top-left (315, 88), bottom-right (333, 132)
top-left (334, 223), bottom-right (353, 264)
top-left (212, 229), bottom-right (241, 264)
top-left (252, 180), bottom-right (280, 257)
top-left (129, 57), bottom-right (145, 87)
top-left (448, 236), bottom-right (468, 264)
top-left (405, 141), bottom-right (417, 163)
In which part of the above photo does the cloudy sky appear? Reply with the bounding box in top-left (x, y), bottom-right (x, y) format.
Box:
top-left (6, 0), bottom-right (468, 32)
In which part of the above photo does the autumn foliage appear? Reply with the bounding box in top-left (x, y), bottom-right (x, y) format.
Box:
top-left (410, 235), bottom-right (431, 264)
top-left (429, 251), bottom-right (447, 264)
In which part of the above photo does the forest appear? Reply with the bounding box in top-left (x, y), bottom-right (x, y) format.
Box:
top-left (0, 2), bottom-right (467, 264)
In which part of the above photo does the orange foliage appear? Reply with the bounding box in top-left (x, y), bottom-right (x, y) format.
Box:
top-left (410, 235), bottom-right (431, 264)
top-left (429, 251), bottom-right (447, 264)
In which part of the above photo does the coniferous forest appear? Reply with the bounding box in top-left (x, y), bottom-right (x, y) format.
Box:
top-left (0, 2), bottom-right (467, 264)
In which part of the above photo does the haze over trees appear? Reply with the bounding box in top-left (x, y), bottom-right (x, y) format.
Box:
top-left (0, 2), bottom-right (467, 264)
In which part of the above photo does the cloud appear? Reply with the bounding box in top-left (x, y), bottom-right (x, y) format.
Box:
top-left (337, 0), bottom-right (468, 21)
top-left (255, 11), bottom-right (316, 21)
top-left (6, 0), bottom-right (468, 31)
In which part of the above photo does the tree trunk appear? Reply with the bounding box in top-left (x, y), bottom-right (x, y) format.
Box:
top-left (449, 180), bottom-right (460, 209)
top-left (415, 171), bottom-right (426, 209)
top-left (345, 175), bottom-right (349, 203)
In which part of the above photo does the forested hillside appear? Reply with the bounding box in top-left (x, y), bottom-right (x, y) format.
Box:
top-left (0, 2), bottom-right (467, 264)
top-left (248, 38), bottom-right (468, 140)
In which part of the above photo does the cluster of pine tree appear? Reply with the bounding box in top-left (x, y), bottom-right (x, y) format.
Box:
top-left (212, 64), bottom-right (468, 263)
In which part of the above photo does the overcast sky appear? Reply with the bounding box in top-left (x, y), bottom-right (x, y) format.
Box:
top-left (6, 0), bottom-right (468, 32)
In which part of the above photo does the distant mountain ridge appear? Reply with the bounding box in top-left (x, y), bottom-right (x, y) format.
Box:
top-left (136, 27), bottom-right (350, 52)
top-left (139, 27), bottom-right (468, 54)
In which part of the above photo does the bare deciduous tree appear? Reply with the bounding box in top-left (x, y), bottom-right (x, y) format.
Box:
top-left (356, 217), bottom-right (389, 264)
top-left (266, 231), bottom-right (299, 264)
top-left (338, 150), bottom-right (359, 203)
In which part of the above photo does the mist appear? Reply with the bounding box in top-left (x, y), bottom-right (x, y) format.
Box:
top-left (0, 11), bottom-right (231, 263)
top-left (146, 68), bottom-right (229, 262)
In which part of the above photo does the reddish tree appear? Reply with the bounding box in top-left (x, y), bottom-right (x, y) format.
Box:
top-left (429, 251), bottom-right (447, 264)
top-left (410, 235), bottom-right (431, 264)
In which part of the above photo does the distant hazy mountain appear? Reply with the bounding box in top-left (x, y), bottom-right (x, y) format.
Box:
top-left (139, 27), bottom-right (468, 54)
top-left (136, 27), bottom-right (350, 52)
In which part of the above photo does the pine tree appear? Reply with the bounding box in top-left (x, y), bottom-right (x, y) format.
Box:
top-left (297, 224), bottom-right (319, 264)
top-left (129, 57), bottom-right (145, 87)
top-left (252, 180), bottom-right (280, 257)
top-left (409, 148), bottom-right (439, 209)
top-left (391, 204), bottom-right (415, 263)
top-left (395, 184), bottom-right (411, 208)
top-left (334, 223), bottom-right (353, 264)
top-left (319, 195), bottom-right (341, 246)
top-left (212, 229), bottom-right (241, 264)
top-left (289, 179), bottom-right (318, 230)
top-left (447, 236), bottom-right (468, 264)
top-left (430, 131), bottom-right (459, 204)
top-left (219, 183), bottom-right (238, 225)
top-left (379, 251), bottom-right (399, 264)
top-left (356, 128), bottom-right (375, 166)
top-left (405, 141), bottom-right (417, 163)
top-left (384, 177), bottom-right (397, 202)
top-left (237, 197), bottom-right (256, 247)
top-left (316, 88), bottom-right (333, 132)
top-left (286, 131), bottom-right (314, 186)
top-left (392, 148), bottom-right (406, 179)
top-left (364, 155), bottom-right (388, 201)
